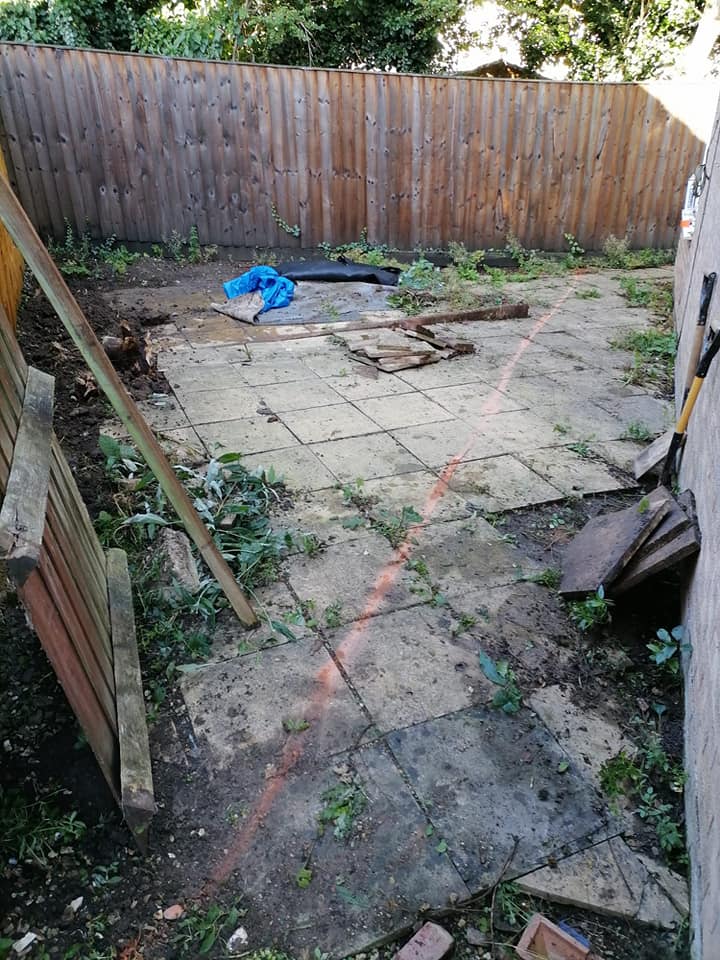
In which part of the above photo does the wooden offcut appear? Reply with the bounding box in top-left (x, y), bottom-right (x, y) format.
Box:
top-left (560, 493), bottom-right (671, 598)
top-left (107, 548), bottom-right (156, 849)
top-left (613, 527), bottom-right (701, 594)
top-left (0, 154), bottom-right (23, 326)
top-left (0, 366), bottom-right (54, 585)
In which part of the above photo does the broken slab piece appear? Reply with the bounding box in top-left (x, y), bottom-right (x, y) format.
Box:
top-left (156, 527), bottom-right (201, 598)
top-left (515, 836), bottom-right (687, 931)
top-left (394, 922), bottom-right (453, 960)
top-left (633, 429), bottom-right (673, 480)
top-left (559, 491), bottom-right (671, 597)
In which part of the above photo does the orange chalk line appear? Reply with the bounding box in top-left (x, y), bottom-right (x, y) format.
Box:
top-left (200, 288), bottom-right (572, 896)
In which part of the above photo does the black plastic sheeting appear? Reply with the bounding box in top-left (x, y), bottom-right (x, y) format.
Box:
top-left (276, 256), bottom-right (401, 286)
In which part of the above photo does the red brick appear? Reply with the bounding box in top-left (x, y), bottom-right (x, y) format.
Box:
top-left (394, 922), bottom-right (454, 960)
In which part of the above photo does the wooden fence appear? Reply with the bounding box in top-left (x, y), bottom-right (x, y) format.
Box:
top-left (0, 42), bottom-right (716, 251)
top-left (0, 153), bottom-right (23, 324)
top-left (0, 300), bottom-right (155, 844)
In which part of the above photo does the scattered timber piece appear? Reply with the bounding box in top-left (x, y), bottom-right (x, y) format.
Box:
top-left (407, 324), bottom-right (475, 355)
top-left (376, 354), bottom-right (441, 372)
top-left (0, 366), bottom-right (54, 585)
top-left (394, 922), bottom-right (454, 960)
top-left (0, 176), bottom-right (257, 628)
top-left (516, 914), bottom-right (592, 960)
top-left (559, 492), bottom-right (671, 598)
top-left (401, 301), bottom-right (529, 329)
top-left (107, 548), bottom-right (156, 850)
top-left (633, 429), bottom-right (673, 480)
top-left (613, 527), bottom-right (700, 594)
top-left (623, 489), bottom-right (690, 560)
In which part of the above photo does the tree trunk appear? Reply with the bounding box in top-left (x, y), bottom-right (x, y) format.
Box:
top-left (673, 0), bottom-right (720, 78)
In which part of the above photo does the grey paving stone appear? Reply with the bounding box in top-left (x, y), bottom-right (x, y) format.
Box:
top-left (355, 393), bottom-right (456, 430)
top-left (360, 471), bottom-right (472, 524)
top-left (411, 515), bottom-right (537, 595)
top-left (591, 439), bottom-right (646, 473)
top-left (390, 419), bottom-right (483, 468)
top-left (165, 362), bottom-right (241, 394)
top-left (328, 605), bottom-right (496, 732)
top-left (195, 743), bottom-right (469, 956)
top-left (234, 357), bottom-right (318, 385)
top-left (181, 639), bottom-right (368, 770)
top-left (594, 394), bottom-right (675, 434)
top-left (387, 706), bottom-right (615, 889)
top-left (393, 359), bottom-right (497, 390)
top-left (271, 486), bottom-right (376, 550)
top-left (136, 397), bottom-right (192, 431)
top-left (285, 536), bottom-right (421, 625)
top-left (325, 370), bottom-right (416, 401)
top-left (538, 400), bottom-right (631, 442)
top-left (445, 453), bottom-right (564, 510)
top-left (257, 378), bottom-right (343, 412)
top-left (311, 433), bottom-right (427, 481)
top-left (178, 385), bottom-right (260, 424)
top-left (281, 402), bottom-right (382, 443)
top-left (242, 445), bottom-right (337, 491)
top-left (196, 416), bottom-right (300, 456)
top-left (422, 383), bottom-right (526, 421)
top-left (517, 445), bottom-right (635, 497)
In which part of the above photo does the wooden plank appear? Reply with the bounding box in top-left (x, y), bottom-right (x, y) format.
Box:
top-left (612, 527), bottom-right (701, 595)
top-left (107, 547), bottom-right (155, 849)
top-left (19, 567), bottom-right (120, 802)
top-left (0, 366), bottom-right (54, 584)
top-left (559, 492), bottom-right (672, 598)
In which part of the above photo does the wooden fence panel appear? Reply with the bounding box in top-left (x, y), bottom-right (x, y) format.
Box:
top-left (0, 152), bottom-right (22, 325)
top-left (0, 43), bottom-right (717, 251)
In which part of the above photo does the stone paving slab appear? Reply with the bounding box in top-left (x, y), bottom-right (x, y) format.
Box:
top-left (282, 402), bottom-right (382, 443)
top-left (311, 432), bottom-right (427, 481)
top-left (355, 393), bottom-right (457, 430)
top-left (234, 357), bottom-right (318, 386)
top-left (285, 535), bottom-right (422, 625)
top-left (181, 639), bottom-right (368, 772)
top-left (242, 445), bottom-right (337, 490)
top-left (179, 385), bottom-right (260, 424)
top-left (257, 378), bottom-right (343, 413)
top-left (324, 370), bottom-right (416, 401)
top-left (359, 471), bottom-right (472, 524)
top-left (444, 453), bottom-right (564, 510)
top-left (517, 445), bottom-right (635, 497)
top-left (422, 383), bottom-right (526, 420)
top-left (327, 605), bottom-right (496, 732)
top-left (387, 706), bottom-right (615, 888)
top-left (199, 743), bottom-right (470, 957)
top-left (271, 486), bottom-right (377, 550)
top-left (196, 416), bottom-right (300, 456)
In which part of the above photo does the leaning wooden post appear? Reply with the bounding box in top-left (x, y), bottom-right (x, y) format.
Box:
top-left (0, 176), bottom-right (257, 627)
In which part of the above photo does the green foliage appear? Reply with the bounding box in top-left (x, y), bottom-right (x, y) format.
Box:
top-left (397, 256), bottom-right (442, 292)
top-left (528, 567), bottom-right (561, 589)
top-left (614, 325), bottom-right (676, 391)
top-left (0, 0), bottom-right (152, 50)
top-left (568, 586), bottom-right (613, 631)
top-left (323, 601), bottom-right (343, 628)
top-left (371, 505), bottom-right (423, 547)
top-left (567, 440), bottom-right (592, 458)
top-left (172, 902), bottom-right (240, 956)
top-left (647, 625), bottom-right (687, 676)
top-left (623, 420), bottom-right (654, 442)
top-left (447, 241), bottom-right (485, 280)
top-left (575, 287), bottom-right (601, 300)
top-left (451, 611), bottom-right (476, 636)
top-left (271, 203), bottom-right (301, 238)
top-left (602, 235), bottom-right (675, 269)
top-left (318, 777), bottom-right (366, 841)
top-left (49, 222), bottom-right (140, 277)
top-left (0, 785), bottom-right (86, 869)
top-left (296, 866), bottom-right (313, 887)
top-left (478, 649), bottom-right (522, 714)
top-left (493, 0), bottom-right (707, 80)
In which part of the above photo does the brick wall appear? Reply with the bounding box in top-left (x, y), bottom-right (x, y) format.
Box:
top-left (674, 92), bottom-right (720, 960)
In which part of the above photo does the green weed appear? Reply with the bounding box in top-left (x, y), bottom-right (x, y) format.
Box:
top-left (614, 326), bottom-right (676, 392)
top-left (567, 440), bottom-right (592, 458)
top-left (283, 718), bottom-right (311, 733)
top-left (452, 612), bottom-right (476, 636)
top-left (447, 240), bottom-right (485, 280)
top-left (172, 902), bottom-right (241, 956)
top-left (647, 625), bottom-right (687, 677)
top-left (323, 602), bottom-right (343, 628)
top-left (0, 786), bottom-right (85, 869)
top-left (568, 586), bottom-right (613, 631)
top-left (478, 649), bottom-right (522, 714)
top-left (623, 420), bottom-right (654, 442)
top-left (575, 287), bottom-right (601, 299)
top-left (318, 777), bottom-right (366, 841)
top-left (371, 505), bottom-right (423, 547)
top-left (271, 202), bottom-right (300, 238)
top-left (528, 567), bottom-right (562, 589)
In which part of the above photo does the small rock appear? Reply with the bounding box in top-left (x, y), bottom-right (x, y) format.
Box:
top-left (227, 927), bottom-right (248, 951)
top-left (466, 927), bottom-right (491, 947)
top-left (155, 528), bottom-right (201, 597)
top-left (12, 933), bottom-right (37, 955)
top-left (163, 904), bottom-right (184, 921)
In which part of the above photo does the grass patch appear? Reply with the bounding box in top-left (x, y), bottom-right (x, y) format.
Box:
top-left (613, 327), bottom-right (676, 393)
top-left (0, 785), bottom-right (86, 869)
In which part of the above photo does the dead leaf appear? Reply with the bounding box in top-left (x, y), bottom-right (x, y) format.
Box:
top-left (163, 903), bottom-right (184, 921)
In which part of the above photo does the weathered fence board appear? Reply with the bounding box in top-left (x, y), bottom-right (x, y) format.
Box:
top-left (0, 43), bottom-right (716, 251)
top-left (0, 152), bottom-right (22, 324)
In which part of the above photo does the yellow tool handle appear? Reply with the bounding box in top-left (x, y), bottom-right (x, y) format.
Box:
top-left (678, 377), bottom-right (703, 433)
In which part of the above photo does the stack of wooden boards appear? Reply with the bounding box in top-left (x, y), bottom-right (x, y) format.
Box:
top-left (339, 325), bottom-right (474, 372)
top-left (559, 486), bottom-right (700, 598)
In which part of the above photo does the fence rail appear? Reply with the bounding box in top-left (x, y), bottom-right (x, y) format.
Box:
top-left (0, 42), bottom-right (716, 251)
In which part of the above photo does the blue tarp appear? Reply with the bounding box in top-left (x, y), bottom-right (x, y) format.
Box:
top-left (223, 266), bottom-right (295, 313)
